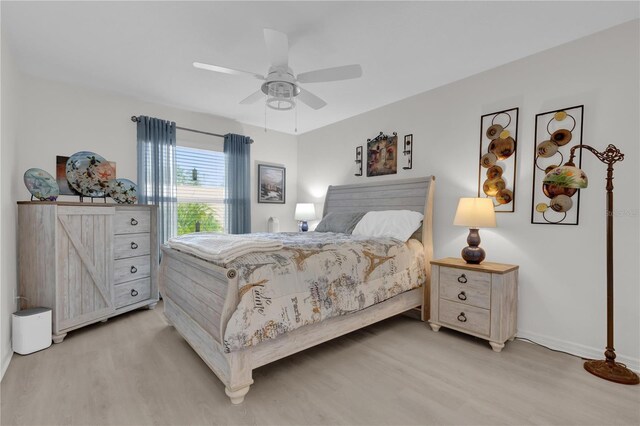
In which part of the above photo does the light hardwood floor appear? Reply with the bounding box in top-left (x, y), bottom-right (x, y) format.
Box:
top-left (2, 302), bottom-right (639, 426)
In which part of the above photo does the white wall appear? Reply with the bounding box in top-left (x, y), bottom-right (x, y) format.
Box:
top-left (14, 74), bottom-right (299, 233)
top-left (1, 34), bottom-right (21, 379)
top-left (297, 21), bottom-right (640, 369)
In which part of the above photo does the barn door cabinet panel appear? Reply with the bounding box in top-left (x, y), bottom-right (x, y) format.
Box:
top-left (18, 202), bottom-right (159, 343)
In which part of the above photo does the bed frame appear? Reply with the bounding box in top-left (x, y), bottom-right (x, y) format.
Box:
top-left (159, 176), bottom-right (435, 404)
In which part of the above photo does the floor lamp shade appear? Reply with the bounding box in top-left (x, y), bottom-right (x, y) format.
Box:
top-left (454, 198), bottom-right (496, 264)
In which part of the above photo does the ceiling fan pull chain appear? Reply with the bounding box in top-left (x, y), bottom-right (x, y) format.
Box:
top-left (295, 105), bottom-right (298, 133)
top-left (264, 97), bottom-right (267, 132)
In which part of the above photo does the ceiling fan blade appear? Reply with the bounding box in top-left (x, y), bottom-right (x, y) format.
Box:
top-left (263, 28), bottom-right (289, 69)
top-left (239, 90), bottom-right (264, 105)
top-left (297, 88), bottom-right (327, 110)
top-left (193, 62), bottom-right (264, 80)
top-left (297, 64), bottom-right (362, 83)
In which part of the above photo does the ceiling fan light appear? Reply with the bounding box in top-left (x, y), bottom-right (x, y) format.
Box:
top-left (266, 96), bottom-right (295, 111)
top-left (263, 81), bottom-right (296, 111)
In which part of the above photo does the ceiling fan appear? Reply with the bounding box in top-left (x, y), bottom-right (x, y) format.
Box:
top-left (194, 29), bottom-right (363, 111)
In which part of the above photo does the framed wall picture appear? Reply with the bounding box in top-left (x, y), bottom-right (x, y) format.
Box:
top-left (531, 105), bottom-right (584, 225)
top-left (478, 108), bottom-right (518, 212)
top-left (366, 132), bottom-right (398, 177)
top-left (257, 163), bottom-right (286, 204)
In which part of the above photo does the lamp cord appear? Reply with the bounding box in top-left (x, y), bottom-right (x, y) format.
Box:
top-left (515, 337), bottom-right (592, 360)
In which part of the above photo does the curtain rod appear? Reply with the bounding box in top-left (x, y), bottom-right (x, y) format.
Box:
top-left (130, 116), bottom-right (253, 144)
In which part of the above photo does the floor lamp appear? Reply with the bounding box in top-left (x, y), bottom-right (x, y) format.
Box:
top-left (544, 144), bottom-right (639, 385)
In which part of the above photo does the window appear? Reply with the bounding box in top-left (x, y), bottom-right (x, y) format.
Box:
top-left (176, 145), bottom-right (225, 235)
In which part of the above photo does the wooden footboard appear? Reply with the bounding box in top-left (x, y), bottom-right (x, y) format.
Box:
top-left (161, 244), bottom-right (424, 404)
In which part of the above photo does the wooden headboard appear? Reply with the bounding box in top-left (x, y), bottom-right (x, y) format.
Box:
top-left (322, 176), bottom-right (435, 320)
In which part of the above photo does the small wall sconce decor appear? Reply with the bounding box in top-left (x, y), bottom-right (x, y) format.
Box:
top-left (367, 132), bottom-right (398, 177)
top-left (354, 146), bottom-right (363, 176)
top-left (531, 105), bottom-right (584, 225)
top-left (402, 134), bottom-right (413, 170)
top-left (478, 107), bottom-right (518, 212)
top-left (544, 144), bottom-right (637, 385)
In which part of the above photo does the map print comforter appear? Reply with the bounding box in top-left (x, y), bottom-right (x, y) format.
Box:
top-left (220, 232), bottom-right (425, 352)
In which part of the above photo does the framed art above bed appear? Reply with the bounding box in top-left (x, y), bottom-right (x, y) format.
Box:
top-left (257, 163), bottom-right (285, 204)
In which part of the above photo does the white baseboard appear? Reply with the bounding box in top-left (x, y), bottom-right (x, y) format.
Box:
top-left (1, 350), bottom-right (13, 381)
top-left (517, 329), bottom-right (639, 373)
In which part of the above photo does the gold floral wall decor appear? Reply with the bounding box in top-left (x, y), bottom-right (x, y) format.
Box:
top-left (531, 105), bottom-right (584, 225)
top-left (478, 108), bottom-right (518, 212)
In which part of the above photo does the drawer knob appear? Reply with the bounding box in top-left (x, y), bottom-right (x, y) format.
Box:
top-left (131, 289), bottom-right (139, 297)
top-left (457, 274), bottom-right (468, 284)
top-left (131, 242), bottom-right (138, 250)
top-left (130, 218), bottom-right (138, 226)
top-left (130, 266), bottom-right (137, 274)
top-left (457, 291), bottom-right (467, 301)
top-left (457, 312), bottom-right (467, 323)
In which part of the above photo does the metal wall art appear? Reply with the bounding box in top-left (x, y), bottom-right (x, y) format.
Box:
top-left (478, 108), bottom-right (518, 212)
top-left (402, 134), bottom-right (413, 170)
top-left (531, 105), bottom-right (584, 225)
top-left (354, 146), bottom-right (363, 176)
top-left (367, 132), bottom-right (398, 177)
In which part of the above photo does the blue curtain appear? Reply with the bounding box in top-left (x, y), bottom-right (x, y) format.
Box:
top-left (136, 116), bottom-right (177, 245)
top-left (224, 133), bottom-right (251, 234)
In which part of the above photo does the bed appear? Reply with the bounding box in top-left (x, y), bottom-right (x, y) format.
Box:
top-left (159, 176), bottom-right (435, 404)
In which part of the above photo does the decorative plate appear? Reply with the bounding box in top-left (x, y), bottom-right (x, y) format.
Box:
top-left (65, 151), bottom-right (114, 197)
top-left (107, 178), bottom-right (138, 204)
top-left (24, 168), bottom-right (59, 201)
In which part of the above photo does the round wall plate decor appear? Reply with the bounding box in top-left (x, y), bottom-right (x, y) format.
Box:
top-left (24, 168), bottom-right (59, 201)
top-left (65, 151), bottom-right (114, 197)
top-left (107, 178), bottom-right (138, 204)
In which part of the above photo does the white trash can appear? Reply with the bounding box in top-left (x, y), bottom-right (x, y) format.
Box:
top-left (12, 307), bottom-right (52, 355)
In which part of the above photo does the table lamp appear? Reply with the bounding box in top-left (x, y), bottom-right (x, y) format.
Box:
top-left (294, 203), bottom-right (316, 232)
top-left (453, 198), bottom-right (496, 264)
top-left (543, 144), bottom-right (638, 385)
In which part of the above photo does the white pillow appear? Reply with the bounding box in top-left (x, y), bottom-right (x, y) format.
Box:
top-left (352, 210), bottom-right (424, 241)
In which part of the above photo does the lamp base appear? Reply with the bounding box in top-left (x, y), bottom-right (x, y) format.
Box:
top-left (299, 221), bottom-right (309, 232)
top-left (461, 228), bottom-right (485, 264)
top-left (584, 359), bottom-right (639, 385)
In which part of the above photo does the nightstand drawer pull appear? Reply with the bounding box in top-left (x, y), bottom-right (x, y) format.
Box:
top-left (131, 289), bottom-right (139, 297)
top-left (457, 274), bottom-right (468, 284)
top-left (130, 266), bottom-right (137, 274)
top-left (130, 218), bottom-right (138, 226)
top-left (131, 242), bottom-right (138, 250)
top-left (457, 312), bottom-right (467, 323)
top-left (457, 291), bottom-right (467, 301)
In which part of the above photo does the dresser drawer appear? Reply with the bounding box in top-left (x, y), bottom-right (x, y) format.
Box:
top-left (440, 270), bottom-right (491, 309)
top-left (114, 233), bottom-right (151, 259)
top-left (439, 299), bottom-right (490, 336)
top-left (114, 210), bottom-right (151, 234)
top-left (114, 255), bottom-right (151, 284)
top-left (114, 278), bottom-right (151, 308)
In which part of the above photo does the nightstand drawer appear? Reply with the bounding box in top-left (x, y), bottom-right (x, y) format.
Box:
top-left (440, 267), bottom-right (491, 291)
top-left (440, 271), bottom-right (491, 309)
top-left (439, 299), bottom-right (490, 336)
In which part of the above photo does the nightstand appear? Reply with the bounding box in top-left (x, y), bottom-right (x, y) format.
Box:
top-left (428, 257), bottom-right (519, 352)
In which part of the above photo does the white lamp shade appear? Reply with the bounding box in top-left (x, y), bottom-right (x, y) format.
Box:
top-left (453, 198), bottom-right (496, 228)
top-left (294, 203), bottom-right (316, 221)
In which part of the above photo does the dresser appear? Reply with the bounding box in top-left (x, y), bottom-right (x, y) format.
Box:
top-left (428, 257), bottom-right (518, 352)
top-left (17, 202), bottom-right (159, 343)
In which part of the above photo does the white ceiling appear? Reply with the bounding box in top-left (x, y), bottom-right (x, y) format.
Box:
top-left (2, 2), bottom-right (638, 134)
